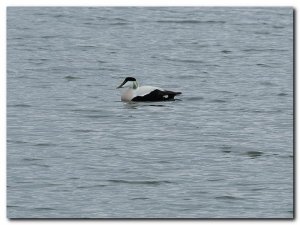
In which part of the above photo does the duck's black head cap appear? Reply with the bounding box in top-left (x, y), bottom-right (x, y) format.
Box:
top-left (125, 77), bottom-right (136, 81)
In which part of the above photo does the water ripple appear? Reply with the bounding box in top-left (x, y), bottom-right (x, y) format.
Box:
top-left (107, 179), bottom-right (173, 185)
top-left (156, 20), bottom-right (225, 24)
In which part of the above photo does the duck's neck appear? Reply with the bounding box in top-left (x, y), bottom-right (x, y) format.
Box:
top-left (132, 81), bottom-right (139, 89)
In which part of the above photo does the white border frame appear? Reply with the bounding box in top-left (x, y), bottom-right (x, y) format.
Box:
top-left (1, 1), bottom-right (296, 225)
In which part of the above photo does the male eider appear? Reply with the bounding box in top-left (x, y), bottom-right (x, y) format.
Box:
top-left (117, 77), bottom-right (182, 102)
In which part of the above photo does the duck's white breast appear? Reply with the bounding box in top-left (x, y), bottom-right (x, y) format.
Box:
top-left (121, 89), bottom-right (134, 101)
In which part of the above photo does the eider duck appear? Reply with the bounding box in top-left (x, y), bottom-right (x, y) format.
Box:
top-left (117, 77), bottom-right (182, 102)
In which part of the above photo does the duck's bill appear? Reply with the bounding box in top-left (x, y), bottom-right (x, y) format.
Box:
top-left (116, 80), bottom-right (127, 89)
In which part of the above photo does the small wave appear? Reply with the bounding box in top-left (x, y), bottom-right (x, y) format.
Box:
top-left (110, 22), bottom-right (128, 26)
top-left (220, 145), bottom-right (232, 153)
top-left (85, 115), bottom-right (111, 119)
top-left (77, 184), bottom-right (107, 189)
top-left (40, 35), bottom-right (59, 39)
top-left (9, 104), bottom-right (31, 108)
top-left (31, 163), bottom-right (51, 168)
top-left (165, 58), bottom-right (204, 64)
top-left (64, 75), bottom-right (81, 81)
top-left (207, 178), bottom-right (225, 182)
top-left (108, 179), bottom-right (173, 185)
top-left (221, 50), bottom-right (232, 54)
top-left (211, 99), bottom-right (227, 103)
top-left (73, 129), bottom-right (96, 133)
top-left (98, 67), bottom-right (119, 72)
top-left (243, 48), bottom-right (287, 53)
top-left (278, 92), bottom-right (288, 96)
top-left (256, 63), bottom-right (272, 68)
top-left (246, 151), bottom-right (263, 158)
top-left (273, 25), bottom-right (285, 29)
top-left (156, 20), bottom-right (225, 24)
top-left (7, 205), bottom-right (22, 208)
top-left (22, 158), bottom-right (42, 162)
top-left (76, 45), bottom-right (97, 48)
top-left (131, 197), bottom-right (149, 200)
top-left (34, 207), bottom-right (56, 211)
top-left (10, 140), bottom-right (29, 144)
top-left (260, 81), bottom-right (277, 86)
top-left (254, 31), bottom-right (270, 35)
top-left (34, 143), bottom-right (56, 147)
top-left (215, 195), bottom-right (242, 200)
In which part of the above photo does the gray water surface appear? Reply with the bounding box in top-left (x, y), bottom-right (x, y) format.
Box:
top-left (7, 7), bottom-right (293, 218)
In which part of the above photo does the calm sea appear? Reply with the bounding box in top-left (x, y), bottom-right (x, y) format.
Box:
top-left (7, 7), bottom-right (293, 218)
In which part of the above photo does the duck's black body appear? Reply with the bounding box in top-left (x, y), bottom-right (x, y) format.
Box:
top-left (131, 89), bottom-right (181, 102)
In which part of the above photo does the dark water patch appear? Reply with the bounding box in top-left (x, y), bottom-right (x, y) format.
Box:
top-left (215, 195), bottom-right (242, 201)
top-left (221, 145), bottom-right (232, 153)
top-left (156, 20), bottom-right (225, 24)
top-left (210, 99), bottom-right (227, 103)
top-left (98, 67), bottom-right (119, 72)
top-left (131, 197), bottom-right (149, 200)
top-left (64, 75), bottom-right (82, 81)
top-left (207, 178), bottom-right (225, 182)
top-left (73, 129), bottom-right (96, 133)
top-left (9, 104), bottom-right (31, 108)
top-left (222, 150), bottom-right (231, 153)
top-left (260, 81), bottom-right (277, 86)
top-left (254, 31), bottom-right (270, 35)
top-left (251, 187), bottom-right (268, 191)
top-left (251, 109), bottom-right (283, 114)
top-left (34, 207), bottom-right (56, 211)
top-left (157, 160), bottom-right (171, 164)
top-left (243, 48), bottom-right (287, 53)
top-left (204, 64), bottom-right (220, 67)
top-left (76, 45), bottom-right (97, 49)
top-left (108, 179), bottom-right (173, 185)
top-left (34, 143), bottom-right (57, 147)
top-left (88, 95), bottom-right (99, 99)
top-left (165, 58), bottom-right (204, 64)
top-left (273, 25), bottom-right (285, 29)
top-left (110, 22), bottom-right (129, 26)
top-left (40, 35), bottom-right (60, 39)
top-left (246, 151), bottom-right (264, 158)
top-left (278, 92), bottom-right (288, 96)
top-left (256, 63), bottom-right (272, 68)
top-left (147, 104), bottom-right (165, 107)
top-left (23, 158), bottom-right (43, 162)
top-left (83, 22), bottom-right (97, 26)
top-left (31, 163), bottom-right (51, 168)
top-left (53, 14), bottom-right (71, 19)
top-left (9, 140), bottom-right (29, 144)
top-left (27, 58), bottom-right (49, 62)
top-left (77, 184), bottom-right (107, 189)
top-left (7, 205), bottom-right (22, 209)
top-left (85, 115), bottom-right (111, 119)
top-left (221, 50), bottom-right (232, 54)
top-left (14, 181), bottom-right (33, 184)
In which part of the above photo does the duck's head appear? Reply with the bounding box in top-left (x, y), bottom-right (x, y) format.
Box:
top-left (117, 77), bottom-right (139, 89)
